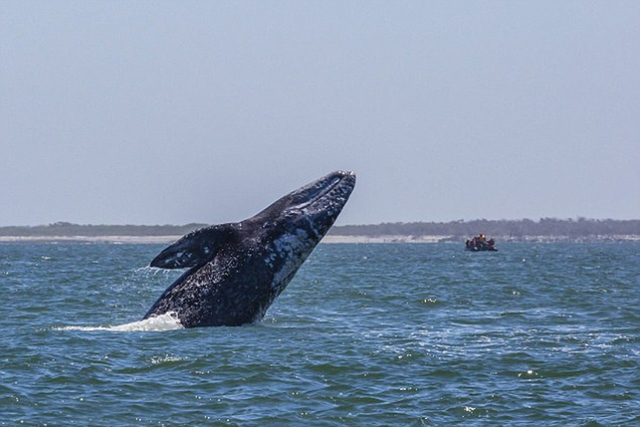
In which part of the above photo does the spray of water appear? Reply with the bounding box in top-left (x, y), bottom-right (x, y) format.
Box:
top-left (55, 312), bottom-right (183, 332)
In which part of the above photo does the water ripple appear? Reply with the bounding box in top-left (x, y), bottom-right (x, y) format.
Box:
top-left (1, 242), bottom-right (639, 424)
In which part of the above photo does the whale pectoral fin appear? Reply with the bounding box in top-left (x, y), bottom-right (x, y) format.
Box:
top-left (150, 241), bottom-right (207, 269)
top-left (150, 224), bottom-right (236, 269)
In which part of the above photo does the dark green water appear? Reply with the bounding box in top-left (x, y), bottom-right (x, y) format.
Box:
top-left (1, 242), bottom-right (639, 425)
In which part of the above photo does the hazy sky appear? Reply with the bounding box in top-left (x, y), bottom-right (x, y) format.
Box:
top-left (2, 1), bottom-right (639, 226)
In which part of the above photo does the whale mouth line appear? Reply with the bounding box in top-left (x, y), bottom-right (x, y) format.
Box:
top-left (298, 177), bottom-right (341, 209)
top-left (295, 171), bottom-right (355, 211)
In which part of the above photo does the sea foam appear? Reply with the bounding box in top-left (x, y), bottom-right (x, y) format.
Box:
top-left (56, 312), bottom-right (183, 332)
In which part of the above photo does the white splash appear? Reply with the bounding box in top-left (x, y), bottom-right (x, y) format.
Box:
top-left (55, 312), bottom-right (184, 332)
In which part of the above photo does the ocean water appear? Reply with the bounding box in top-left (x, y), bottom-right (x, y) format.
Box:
top-left (1, 242), bottom-right (639, 426)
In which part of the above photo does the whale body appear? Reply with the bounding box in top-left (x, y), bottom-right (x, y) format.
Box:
top-left (143, 170), bottom-right (356, 328)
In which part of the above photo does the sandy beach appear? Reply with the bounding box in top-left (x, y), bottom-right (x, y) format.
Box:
top-left (0, 235), bottom-right (450, 244)
top-left (0, 235), bottom-right (184, 244)
top-left (322, 235), bottom-right (450, 243)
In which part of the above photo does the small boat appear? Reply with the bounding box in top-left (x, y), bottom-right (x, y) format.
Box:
top-left (465, 234), bottom-right (498, 251)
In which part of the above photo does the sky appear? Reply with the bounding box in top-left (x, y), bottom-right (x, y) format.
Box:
top-left (1, 1), bottom-right (639, 226)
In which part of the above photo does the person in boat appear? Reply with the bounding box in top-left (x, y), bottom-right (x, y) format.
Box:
top-left (478, 234), bottom-right (487, 250)
top-left (487, 238), bottom-right (496, 250)
top-left (466, 235), bottom-right (481, 250)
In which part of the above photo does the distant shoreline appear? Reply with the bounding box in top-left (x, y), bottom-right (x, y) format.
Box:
top-left (2, 219), bottom-right (639, 244)
top-left (1, 234), bottom-right (638, 244)
top-left (2, 219), bottom-right (640, 243)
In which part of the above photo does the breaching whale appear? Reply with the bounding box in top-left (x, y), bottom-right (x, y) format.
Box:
top-left (144, 170), bottom-right (356, 328)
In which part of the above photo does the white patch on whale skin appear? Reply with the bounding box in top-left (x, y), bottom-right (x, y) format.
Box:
top-left (267, 228), bottom-right (314, 291)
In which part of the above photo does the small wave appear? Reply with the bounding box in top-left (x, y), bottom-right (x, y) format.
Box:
top-left (134, 265), bottom-right (179, 277)
top-left (56, 312), bottom-right (184, 332)
top-left (149, 355), bottom-right (188, 364)
top-left (134, 265), bottom-right (162, 275)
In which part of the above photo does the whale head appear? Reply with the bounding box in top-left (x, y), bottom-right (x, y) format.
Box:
top-left (150, 170), bottom-right (355, 271)
top-left (249, 170), bottom-right (356, 294)
top-left (252, 170), bottom-right (356, 241)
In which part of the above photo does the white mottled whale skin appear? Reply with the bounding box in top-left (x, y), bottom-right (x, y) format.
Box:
top-left (143, 171), bottom-right (356, 328)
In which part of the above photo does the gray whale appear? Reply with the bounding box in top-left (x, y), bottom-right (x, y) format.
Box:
top-left (144, 170), bottom-right (356, 328)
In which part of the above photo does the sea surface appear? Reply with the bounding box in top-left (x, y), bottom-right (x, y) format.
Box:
top-left (1, 242), bottom-right (639, 426)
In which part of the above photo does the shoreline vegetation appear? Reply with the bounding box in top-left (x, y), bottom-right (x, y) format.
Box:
top-left (0, 219), bottom-right (639, 243)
